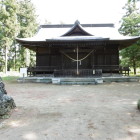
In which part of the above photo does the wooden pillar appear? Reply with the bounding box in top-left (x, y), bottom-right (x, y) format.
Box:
top-left (76, 46), bottom-right (79, 75)
top-left (61, 51), bottom-right (64, 70)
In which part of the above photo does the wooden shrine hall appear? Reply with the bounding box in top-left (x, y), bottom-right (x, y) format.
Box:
top-left (16, 20), bottom-right (140, 77)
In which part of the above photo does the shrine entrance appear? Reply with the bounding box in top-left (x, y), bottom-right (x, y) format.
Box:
top-left (61, 47), bottom-right (94, 75)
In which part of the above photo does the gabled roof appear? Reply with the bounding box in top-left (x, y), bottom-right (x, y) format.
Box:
top-left (16, 21), bottom-right (118, 42)
top-left (62, 20), bottom-right (92, 36)
top-left (16, 20), bottom-right (140, 50)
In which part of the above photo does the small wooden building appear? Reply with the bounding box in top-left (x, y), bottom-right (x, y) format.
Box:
top-left (16, 21), bottom-right (140, 77)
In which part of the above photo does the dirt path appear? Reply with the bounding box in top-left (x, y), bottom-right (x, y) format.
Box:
top-left (0, 82), bottom-right (140, 140)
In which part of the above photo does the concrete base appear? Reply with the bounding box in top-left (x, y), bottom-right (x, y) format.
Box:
top-left (52, 78), bottom-right (61, 84)
top-left (17, 76), bottom-right (140, 85)
top-left (17, 77), bottom-right (52, 83)
top-left (102, 77), bottom-right (140, 83)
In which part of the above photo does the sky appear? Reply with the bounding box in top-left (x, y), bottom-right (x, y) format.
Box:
top-left (31, 0), bottom-right (129, 27)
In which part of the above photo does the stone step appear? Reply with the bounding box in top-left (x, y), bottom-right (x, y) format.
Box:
top-left (52, 78), bottom-right (103, 85)
top-left (60, 81), bottom-right (96, 85)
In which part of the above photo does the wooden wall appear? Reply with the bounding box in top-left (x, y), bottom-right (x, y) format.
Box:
top-left (94, 45), bottom-right (119, 66)
top-left (36, 45), bottom-right (119, 72)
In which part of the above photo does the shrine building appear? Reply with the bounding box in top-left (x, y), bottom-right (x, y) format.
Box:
top-left (16, 20), bottom-right (140, 77)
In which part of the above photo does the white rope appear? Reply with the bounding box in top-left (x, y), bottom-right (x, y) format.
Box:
top-left (60, 50), bottom-right (94, 62)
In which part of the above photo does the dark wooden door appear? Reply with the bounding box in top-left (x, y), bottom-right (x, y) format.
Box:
top-left (62, 53), bottom-right (92, 69)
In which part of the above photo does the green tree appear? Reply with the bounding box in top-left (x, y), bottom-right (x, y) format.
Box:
top-left (0, 0), bottom-right (38, 72)
top-left (128, 0), bottom-right (140, 2)
top-left (0, 0), bottom-right (19, 73)
top-left (16, 0), bottom-right (38, 69)
top-left (119, 1), bottom-right (140, 74)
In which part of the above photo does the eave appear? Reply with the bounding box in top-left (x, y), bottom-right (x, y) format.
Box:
top-left (16, 36), bottom-right (140, 51)
top-left (16, 21), bottom-right (140, 51)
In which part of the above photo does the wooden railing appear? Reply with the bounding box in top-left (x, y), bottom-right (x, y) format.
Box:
top-left (92, 65), bottom-right (130, 75)
top-left (27, 65), bottom-right (130, 77)
top-left (27, 66), bottom-right (60, 76)
top-left (54, 69), bottom-right (102, 77)
top-left (119, 66), bottom-right (130, 76)
top-left (93, 65), bottom-right (120, 73)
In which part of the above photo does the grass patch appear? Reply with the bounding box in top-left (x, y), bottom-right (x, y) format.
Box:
top-left (1, 76), bottom-right (19, 82)
top-left (129, 73), bottom-right (140, 77)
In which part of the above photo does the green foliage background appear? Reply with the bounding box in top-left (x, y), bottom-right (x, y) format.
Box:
top-left (119, 0), bottom-right (140, 74)
top-left (0, 0), bottom-right (38, 72)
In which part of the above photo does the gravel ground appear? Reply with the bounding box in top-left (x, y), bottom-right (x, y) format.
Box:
top-left (0, 82), bottom-right (140, 140)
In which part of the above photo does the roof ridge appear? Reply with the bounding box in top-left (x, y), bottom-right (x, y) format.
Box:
top-left (40, 23), bottom-right (114, 28)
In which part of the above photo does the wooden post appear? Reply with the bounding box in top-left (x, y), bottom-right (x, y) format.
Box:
top-left (76, 46), bottom-right (79, 75)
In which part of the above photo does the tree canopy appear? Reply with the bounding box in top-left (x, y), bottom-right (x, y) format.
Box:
top-left (16, 0), bottom-right (38, 69)
top-left (119, 0), bottom-right (140, 74)
top-left (0, 0), bottom-right (19, 73)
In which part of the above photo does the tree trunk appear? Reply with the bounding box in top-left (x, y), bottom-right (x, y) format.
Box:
top-left (14, 51), bottom-right (16, 70)
top-left (14, 41), bottom-right (16, 70)
top-left (133, 67), bottom-right (136, 75)
top-left (5, 46), bottom-right (8, 74)
top-left (133, 60), bottom-right (136, 75)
